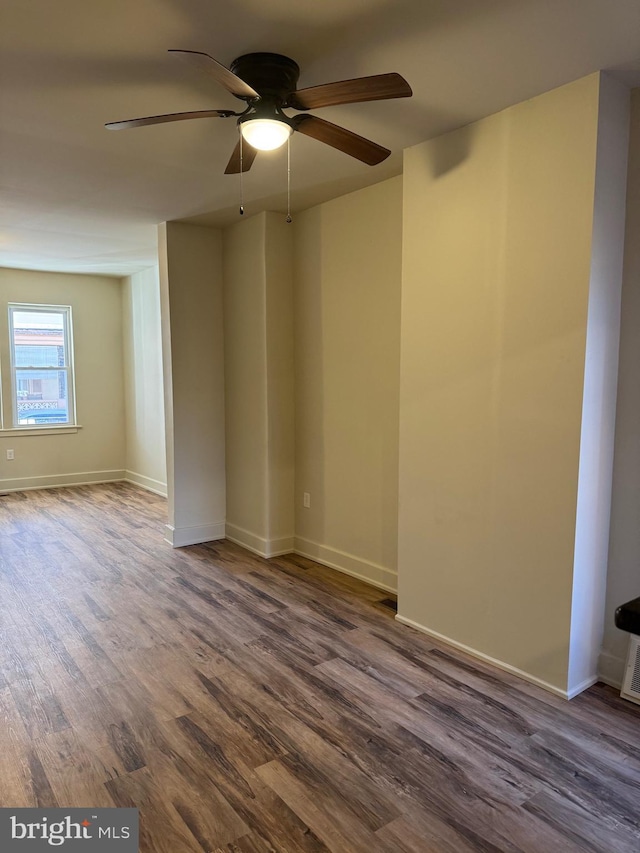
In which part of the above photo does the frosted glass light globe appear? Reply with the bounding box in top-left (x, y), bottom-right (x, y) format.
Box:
top-left (240, 119), bottom-right (292, 151)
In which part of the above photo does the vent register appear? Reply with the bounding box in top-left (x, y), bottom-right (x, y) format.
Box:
top-left (622, 635), bottom-right (640, 705)
top-left (614, 596), bottom-right (640, 705)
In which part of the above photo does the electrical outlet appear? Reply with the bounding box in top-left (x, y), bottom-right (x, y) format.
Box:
top-left (303, 492), bottom-right (311, 508)
top-left (6, 449), bottom-right (14, 460)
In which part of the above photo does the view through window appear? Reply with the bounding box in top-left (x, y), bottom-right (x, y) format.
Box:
top-left (9, 304), bottom-right (75, 426)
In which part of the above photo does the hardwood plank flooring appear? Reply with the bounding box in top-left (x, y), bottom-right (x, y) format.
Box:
top-left (0, 483), bottom-right (639, 852)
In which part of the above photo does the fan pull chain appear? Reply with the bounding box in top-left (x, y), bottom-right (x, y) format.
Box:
top-left (286, 134), bottom-right (292, 224)
top-left (239, 129), bottom-right (245, 216)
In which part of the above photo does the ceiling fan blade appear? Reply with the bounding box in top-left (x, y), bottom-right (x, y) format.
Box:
top-left (287, 72), bottom-right (411, 111)
top-left (105, 109), bottom-right (237, 130)
top-left (224, 139), bottom-right (259, 174)
top-left (169, 49), bottom-right (259, 100)
top-left (292, 115), bottom-right (390, 165)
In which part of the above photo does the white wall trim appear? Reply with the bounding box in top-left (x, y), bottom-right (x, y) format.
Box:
top-left (165, 522), bottom-right (226, 548)
top-left (225, 523), bottom-right (294, 558)
top-left (0, 469), bottom-right (126, 494)
top-left (124, 470), bottom-right (167, 497)
top-left (395, 613), bottom-right (578, 700)
top-left (0, 425), bottom-right (81, 437)
top-left (566, 675), bottom-right (599, 700)
top-left (294, 536), bottom-right (397, 593)
top-left (597, 649), bottom-right (625, 690)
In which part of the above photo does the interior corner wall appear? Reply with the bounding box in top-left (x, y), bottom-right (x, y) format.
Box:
top-left (397, 74), bottom-right (603, 694)
top-left (159, 221), bottom-right (226, 547)
top-left (264, 212), bottom-right (295, 553)
top-left (122, 266), bottom-right (167, 496)
top-left (293, 177), bottom-right (403, 591)
top-left (222, 211), bottom-right (295, 558)
top-left (600, 87), bottom-right (640, 688)
top-left (0, 267), bottom-right (126, 491)
top-left (222, 213), bottom-right (270, 553)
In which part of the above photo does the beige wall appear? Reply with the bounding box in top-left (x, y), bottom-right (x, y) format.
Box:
top-left (222, 181), bottom-right (401, 581)
top-left (0, 267), bottom-right (125, 490)
top-left (222, 212), bottom-right (295, 556)
top-left (264, 213), bottom-right (295, 549)
top-left (601, 88), bottom-right (640, 687)
top-left (159, 222), bottom-right (226, 546)
top-left (122, 266), bottom-right (167, 495)
top-left (293, 177), bottom-right (403, 590)
top-left (397, 75), bottom-right (607, 693)
top-left (223, 214), bottom-right (270, 545)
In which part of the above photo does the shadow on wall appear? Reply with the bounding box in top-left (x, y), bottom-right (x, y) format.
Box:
top-left (427, 122), bottom-right (477, 178)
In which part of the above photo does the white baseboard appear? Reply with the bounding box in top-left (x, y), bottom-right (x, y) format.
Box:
top-left (0, 469), bottom-right (126, 494)
top-left (165, 521), bottom-right (226, 548)
top-left (124, 470), bottom-right (167, 497)
top-left (294, 536), bottom-right (397, 593)
top-left (395, 613), bottom-right (576, 700)
top-left (225, 523), bottom-right (294, 558)
top-left (566, 675), bottom-right (599, 699)
top-left (597, 649), bottom-right (625, 690)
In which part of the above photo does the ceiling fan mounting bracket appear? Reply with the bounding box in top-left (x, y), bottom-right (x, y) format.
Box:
top-left (237, 100), bottom-right (293, 128)
top-left (229, 53), bottom-right (300, 102)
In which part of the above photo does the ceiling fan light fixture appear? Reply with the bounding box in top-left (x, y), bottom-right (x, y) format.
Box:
top-left (240, 118), bottom-right (292, 151)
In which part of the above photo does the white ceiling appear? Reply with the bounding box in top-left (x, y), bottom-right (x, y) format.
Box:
top-left (2, 0), bottom-right (640, 277)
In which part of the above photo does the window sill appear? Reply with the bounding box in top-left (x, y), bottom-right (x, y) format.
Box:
top-left (0, 425), bottom-right (82, 437)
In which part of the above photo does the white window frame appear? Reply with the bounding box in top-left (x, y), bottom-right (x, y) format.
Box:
top-left (8, 303), bottom-right (76, 429)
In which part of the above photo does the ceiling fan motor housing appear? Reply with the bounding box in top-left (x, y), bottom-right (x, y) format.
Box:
top-left (230, 53), bottom-right (300, 102)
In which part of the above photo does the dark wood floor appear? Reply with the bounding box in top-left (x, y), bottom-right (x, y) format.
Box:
top-left (0, 483), bottom-right (639, 852)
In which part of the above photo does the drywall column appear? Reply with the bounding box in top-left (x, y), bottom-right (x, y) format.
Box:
top-left (397, 73), bottom-right (628, 697)
top-left (122, 266), bottom-right (167, 496)
top-left (223, 211), bottom-right (294, 557)
top-left (600, 88), bottom-right (640, 688)
top-left (568, 75), bottom-right (629, 695)
top-left (159, 221), bottom-right (226, 546)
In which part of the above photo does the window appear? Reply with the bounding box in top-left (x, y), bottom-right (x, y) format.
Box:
top-left (8, 304), bottom-right (76, 427)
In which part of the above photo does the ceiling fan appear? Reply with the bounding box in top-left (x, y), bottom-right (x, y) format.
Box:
top-left (105, 50), bottom-right (412, 174)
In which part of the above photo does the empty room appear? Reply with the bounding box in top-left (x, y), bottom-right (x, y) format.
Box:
top-left (1, 1), bottom-right (639, 851)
